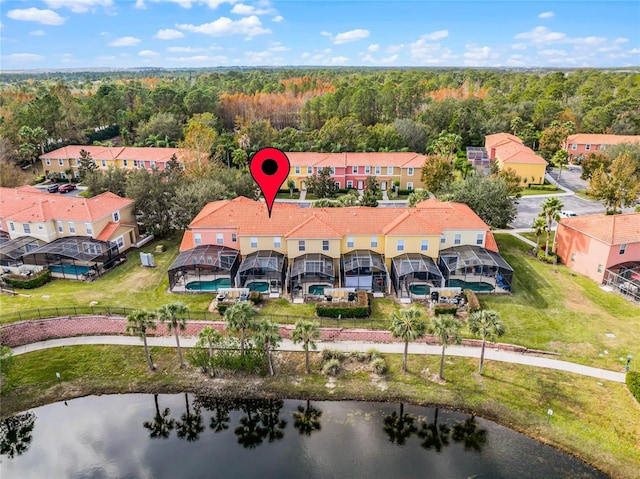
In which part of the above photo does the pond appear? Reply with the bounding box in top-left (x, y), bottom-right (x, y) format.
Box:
top-left (0, 394), bottom-right (607, 479)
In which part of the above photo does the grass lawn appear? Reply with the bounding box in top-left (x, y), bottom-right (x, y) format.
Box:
top-left (2, 346), bottom-right (639, 479)
top-left (520, 188), bottom-right (561, 196)
top-left (518, 230), bottom-right (555, 245)
top-left (276, 191), bottom-right (300, 199)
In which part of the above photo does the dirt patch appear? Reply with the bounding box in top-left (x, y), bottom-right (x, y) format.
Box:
top-left (370, 374), bottom-right (388, 391)
top-left (422, 366), bottom-right (446, 385)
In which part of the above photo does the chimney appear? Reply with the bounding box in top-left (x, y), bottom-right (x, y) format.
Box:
top-left (489, 147), bottom-right (496, 159)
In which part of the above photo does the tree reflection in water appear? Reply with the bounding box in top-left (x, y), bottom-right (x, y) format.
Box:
top-left (176, 393), bottom-right (205, 442)
top-left (451, 415), bottom-right (487, 451)
top-left (292, 399), bottom-right (322, 436)
top-left (0, 411), bottom-right (36, 459)
top-left (418, 408), bottom-right (450, 452)
top-left (143, 394), bottom-right (175, 439)
top-left (383, 402), bottom-right (417, 445)
top-left (194, 396), bottom-right (231, 433)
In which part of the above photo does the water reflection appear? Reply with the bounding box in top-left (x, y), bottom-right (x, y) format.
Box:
top-left (292, 399), bottom-right (322, 436)
top-left (143, 394), bottom-right (174, 439)
top-left (418, 408), bottom-right (451, 452)
top-left (176, 393), bottom-right (204, 442)
top-left (383, 402), bottom-right (417, 445)
top-left (0, 411), bottom-right (36, 458)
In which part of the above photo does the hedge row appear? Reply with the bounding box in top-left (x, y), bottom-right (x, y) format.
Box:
top-left (627, 371), bottom-right (640, 403)
top-left (528, 184), bottom-right (558, 191)
top-left (463, 289), bottom-right (480, 312)
top-left (316, 290), bottom-right (370, 318)
top-left (3, 270), bottom-right (51, 289)
top-left (433, 304), bottom-right (458, 315)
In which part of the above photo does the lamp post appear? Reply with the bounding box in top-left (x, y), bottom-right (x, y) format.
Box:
top-left (547, 409), bottom-right (553, 424)
top-left (625, 354), bottom-right (632, 372)
top-left (56, 372), bottom-right (61, 386)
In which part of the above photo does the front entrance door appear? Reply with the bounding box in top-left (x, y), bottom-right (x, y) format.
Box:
top-left (357, 180), bottom-right (364, 190)
top-left (381, 181), bottom-right (387, 191)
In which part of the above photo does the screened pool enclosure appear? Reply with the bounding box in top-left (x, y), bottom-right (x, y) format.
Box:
top-left (236, 250), bottom-right (287, 293)
top-left (390, 253), bottom-right (444, 299)
top-left (168, 245), bottom-right (240, 293)
top-left (438, 245), bottom-right (514, 292)
top-left (289, 253), bottom-right (336, 297)
top-left (341, 250), bottom-right (389, 292)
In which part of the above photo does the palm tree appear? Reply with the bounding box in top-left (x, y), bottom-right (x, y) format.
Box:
top-left (540, 196), bottom-right (563, 254)
top-left (125, 310), bottom-right (157, 371)
top-left (383, 402), bottom-right (417, 445)
top-left (389, 307), bottom-right (428, 372)
top-left (418, 408), bottom-right (450, 452)
top-left (531, 216), bottom-right (547, 253)
top-left (259, 399), bottom-right (287, 443)
top-left (293, 399), bottom-right (322, 436)
top-left (197, 326), bottom-right (222, 376)
top-left (468, 310), bottom-right (506, 375)
top-left (143, 394), bottom-right (175, 439)
top-left (451, 415), bottom-right (487, 451)
top-left (235, 399), bottom-right (268, 449)
top-left (176, 393), bottom-right (204, 442)
top-left (254, 319), bottom-right (281, 376)
top-left (158, 302), bottom-right (189, 368)
top-left (431, 314), bottom-right (462, 380)
top-left (224, 302), bottom-right (257, 355)
top-left (291, 320), bottom-right (320, 374)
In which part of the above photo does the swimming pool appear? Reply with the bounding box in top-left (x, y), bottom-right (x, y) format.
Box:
top-left (185, 278), bottom-right (232, 291)
top-left (247, 281), bottom-right (269, 292)
top-left (308, 284), bottom-right (328, 295)
top-left (447, 279), bottom-right (495, 292)
top-left (409, 283), bottom-right (430, 295)
top-left (49, 263), bottom-right (91, 276)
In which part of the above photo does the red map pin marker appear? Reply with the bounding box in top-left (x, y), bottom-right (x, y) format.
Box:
top-left (249, 147), bottom-right (290, 218)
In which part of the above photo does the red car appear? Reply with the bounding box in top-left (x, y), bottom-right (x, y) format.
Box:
top-left (58, 184), bottom-right (77, 193)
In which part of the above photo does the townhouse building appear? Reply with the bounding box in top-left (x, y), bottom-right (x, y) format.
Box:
top-left (564, 134), bottom-right (640, 163)
top-left (484, 133), bottom-right (547, 186)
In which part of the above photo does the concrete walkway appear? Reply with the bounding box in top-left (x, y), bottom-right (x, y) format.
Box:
top-left (12, 335), bottom-right (627, 383)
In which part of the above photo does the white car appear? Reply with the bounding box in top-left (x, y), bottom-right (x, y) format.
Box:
top-left (559, 211), bottom-right (577, 218)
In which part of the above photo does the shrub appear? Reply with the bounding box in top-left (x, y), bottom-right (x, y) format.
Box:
top-left (351, 351), bottom-right (369, 362)
top-left (627, 371), bottom-right (640, 403)
top-left (3, 270), bottom-right (51, 289)
top-left (528, 184), bottom-right (558, 191)
top-left (537, 249), bottom-right (557, 264)
top-left (321, 348), bottom-right (345, 361)
top-left (216, 301), bottom-right (234, 315)
top-left (366, 348), bottom-right (382, 362)
top-left (463, 289), bottom-right (480, 312)
top-left (249, 291), bottom-right (262, 305)
top-left (315, 290), bottom-right (370, 318)
top-left (30, 175), bottom-right (46, 185)
top-left (322, 358), bottom-right (341, 376)
top-left (434, 304), bottom-right (458, 315)
top-left (369, 358), bottom-right (387, 375)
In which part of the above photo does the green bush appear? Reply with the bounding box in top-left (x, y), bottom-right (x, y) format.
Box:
top-left (351, 351), bottom-right (369, 362)
top-left (627, 371), bottom-right (640, 403)
top-left (434, 304), bottom-right (458, 315)
top-left (315, 290), bottom-right (370, 318)
top-left (369, 357), bottom-right (387, 375)
top-left (30, 175), bottom-right (46, 185)
top-left (4, 270), bottom-right (51, 289)
top-left (322, 358), bottom-right (341, 376)
top-left (321, 349), bottom-right (345, 361)
top-left (216, 301), bottom-right (234, 315)
top-left (463, 289), bottom-right (480, 311)
top-left (528, 184), bottom-right (558, 191)
top-left (366, 348), bottom-right (382, 362)
top-left (249, 291), bottom-right (262, 305)
top-left (537, 249), bottom-right (557, 264)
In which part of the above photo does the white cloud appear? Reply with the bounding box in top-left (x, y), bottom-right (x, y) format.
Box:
top-left (29, 30), bottom-right (45, 36)
top-left (463, 44), bottom-right (498, 66)
top-left (423, 29), bottom-right (448, 41)
top-left (177, 15), bottom-right (270, 39)
top-left (147, 0), bottom-right (236, 8)
top-left (108, 36), bottom-right (141, 46)
top-left (139, 49), bottom-right (160, 57)
top-left (134, 0), bottom-right (146, 9)
top-left (326, 56), bottom-right (349, 65)
top-left (332, 29), bottom-right (369, 45)
top-left (511, 43), bottom-right (527, 50)
top-left (96, 55), bottom-right (117, 61)
top-left (7, 8), bottom-right (65, 25)
top-left (165, 54), bottom-right (228, 63)
top-left (614, 37), bottom-right (629, 44)
top-left (44, 0), bottom-right (113, 13)
top-left (271, 15), bottom-right (283, 22)
top-left (269, 42), bottom-right (289, 52)
top-left (7, 53), bottom-right (45, 62)
top-left (570, 36), bottom-right (606, 46)
top-left (301, 52), bottom-right (310, 59)
top-left (154, 28), bottom-right (184, 40)
top-left (367, 44), bottom-right (379, 52)
top-left (514, 26), bottom-right (566, 44)
top-left (629, 48), bottom-right (640, 54)
top-left (231, 3), bottom-right (270, 15)
top-left (538, 11), bottom-right (554, 18)
top-left (539, 49), bottom-right (567, 57)
top-left (386, 44), bottom-right (404, 53)
top-left (166, 46), bottom-right (206, 52)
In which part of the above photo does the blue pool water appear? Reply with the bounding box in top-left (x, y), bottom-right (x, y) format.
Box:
top-left (247, 281), bottom-right (269, 292)
top-left (185, 278), bottom-right (232, 291)
top-left (409, 284), bottom-right (430, 295)
top-left (448, 279), bottom-right (495, 292)
top-left (49, 263), bottom-right (91, 276)
top-left (308, 285), bottom-right (326, 295)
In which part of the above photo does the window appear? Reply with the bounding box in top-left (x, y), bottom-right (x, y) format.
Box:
top-left (571, 144), bottom-right (577, 151)
top-left (68, 222), bottom-right (75, 233)
top-left (57, 221), bottom-right (63, 233)
top-left (295, 166), bottom-right (300, 174)
top-left (251, 237), bottom-right (258, 248)
top-left (476, 234), bottom-right (484, 245)
top-left (440, 234), bottom-right (446, 244)
top-left (454, 234), bottom-right (461, 245)
top-left (407, 182), bottom-right (413, 190)
top-left (298, 240), bottom-right (306, 252)
top-left (150, 161), bottom-right (156, 169)
top-left (346, 180), bottom-right (353, 188)
top-left (133, 160), bottom-right (138, 168)
top-left (307, 166), bottom-right (313, 174)
top-left (585, 144), bottom-right (591, 151)
top-left (397, 240), bottom-right (404, 251)
top-left (375, 166), bottom-right (381, 175)
top-left (347, 237), bottom-right (354, 248)
top-left (387, 166), bottom-right (394, 175)
top-left (23, 223), bottom-right (31, 234)
top-left (82, 242), bottom-right (100, 255)
top-left (123, 159), bottom-right (128, 167)
top-left (101, 160), bottom-right (106, 167)
top-left (330, 167), bottom-right (336, 175)
top-left (407, 167), bottom-right (414, 176)
top-left (116, 236), bottom-right (125, 249)
top-left (273, 237), bottom-right (281, 248)
top-left (334, 181), bottom-right (340, 189)
top-left (38, 224), bottom-right (43, 230)
top-left (194, 233), bottom-right (202, 245)
top-left (75, 159), bottom-right (80, 167)
top-left (61, 172), bottom-right (67, 179)
top-left (365, 166), bottom-right (371, 174)
top-left (216, 233), bottom-right (223, 245)
top-left (322, 240), bottom-right (329, 251)
top-left (371, 237), bottom-right (378, 248)
top-left (58, 159), bottom-right (64, 166)
top-left (85, 223), bottom-right (93, 235)
top-left (597, 264), bottom-right (603, 273)
top-left (352, 166), bottom-right (358, 174)
top-left (570, 253), bottom-right (576, 262)
top-left (232, 233), bottom-right (237, 243)
top-left (140, 161), bottom-right (145, 169)
top-left (619, 243), bottom-right (627, 255)
top-left (45, 158), bottom-right (51, 166)
top-left (421, 239), bottom-right (428, 251)
top-left (112, 211), bottom-right (120, 222)
top-left (9, 222), bottom-right (15, 232)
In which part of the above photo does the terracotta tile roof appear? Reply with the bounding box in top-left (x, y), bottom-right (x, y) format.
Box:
top-left (485, 133), bottom-right (522, 149)
top-left (0, 187), bottom-right (133, 223)
top-left (485, 132), bottom-right (547, 166)
top-left (560, 212), bottom-right (640, 245)
top-left (382, 211), bottom-right (440, 235)
top-left (415, 198), bottom-right (490, 230)
top-left (484, 231), bottom-right (499, 252)
top-left (39, 145), bottom-right (124, 161)
top-left (180, 230), bottom-right (194, 251)
top-left (284, 152), bottom-right (426, 168)
top-left (285, 215), bottom-right (342, 238)
top-left (566, 134), bottom-right (640, 146)
top-left (118, 147), bottom-right (185, 162)
top-left (96, 222), bottom-right (121, 241)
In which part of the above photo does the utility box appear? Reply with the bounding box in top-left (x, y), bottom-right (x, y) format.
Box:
top-left (140, 252), bottom-right (155, 267)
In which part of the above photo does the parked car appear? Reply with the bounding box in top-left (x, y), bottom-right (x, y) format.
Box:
top-left (559, 210), bottom-right (577, 218)
top-left (58, 184), bottom-right (77, 193)
top-left (47, 184), bottom-right (60, 193)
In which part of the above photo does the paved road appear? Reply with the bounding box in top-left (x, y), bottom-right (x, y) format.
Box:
top-left (12, 335), bottom-right (627, 383)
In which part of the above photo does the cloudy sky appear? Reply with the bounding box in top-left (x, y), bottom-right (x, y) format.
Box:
top-left (1, 0), bottom-right (639, 70)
